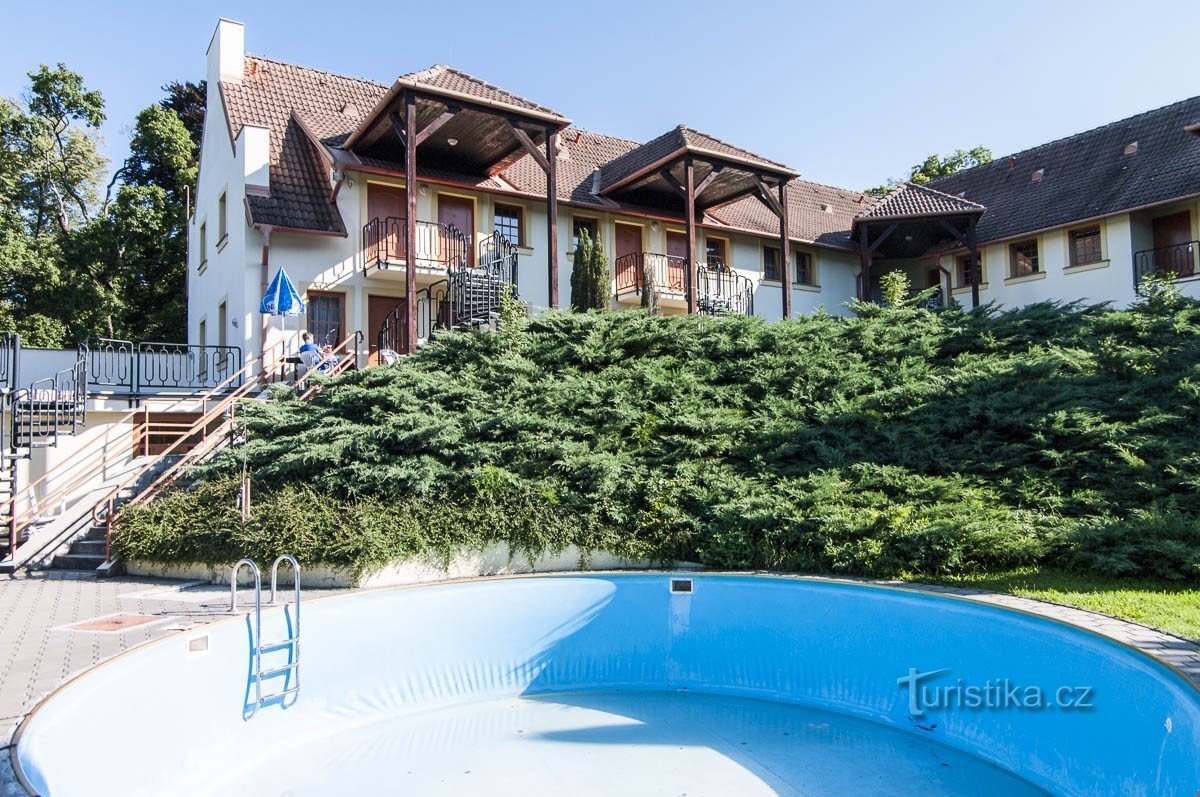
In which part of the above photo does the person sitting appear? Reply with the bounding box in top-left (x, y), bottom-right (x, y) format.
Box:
top-left (295, 332), bottom-right (324, 381)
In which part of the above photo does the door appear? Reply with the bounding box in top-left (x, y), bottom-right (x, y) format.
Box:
top-left (1152, 211), bottom-right (1195, 275)
top-left (367, 185), bottom-right (406, 262)
top-left (615, 223), bottom-right (642, 290)
top-left (666, 232), bottom-right (687, 292)
top-left (368, 295), bottom-right (404, 365)
top-left (438, 195), bottom-right (474, 266)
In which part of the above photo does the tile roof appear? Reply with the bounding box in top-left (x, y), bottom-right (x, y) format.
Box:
top-left (212, 56), bottom-right (872, 250)
top-left (221, 56), bottom-right (388, 234)
top-left (928, 95), bottom-right (1200, 243)
top-left (598, 125), bottom-right (797, 193)
top-left (855, 182), bottom-right (985, 222)
top-left (395, 64), bottom-right (566, 120)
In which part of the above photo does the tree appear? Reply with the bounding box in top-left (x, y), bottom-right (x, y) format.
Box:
top-left (867, 146), bottom-right (993, 197)
top-left (569, 229), bottom-right (610, 312)
top-left (160, 80), bottom-right (205, 150)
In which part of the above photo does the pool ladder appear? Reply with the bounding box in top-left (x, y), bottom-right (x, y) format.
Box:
top-left (230, 555), bottom-right (301, 717)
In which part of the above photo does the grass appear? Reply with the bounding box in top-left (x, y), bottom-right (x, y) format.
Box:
top-left (929, 568), bottom-right (1200, 640)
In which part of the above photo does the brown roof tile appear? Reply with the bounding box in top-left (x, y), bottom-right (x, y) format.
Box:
top-left (855, 182), bottom-right (986, 222)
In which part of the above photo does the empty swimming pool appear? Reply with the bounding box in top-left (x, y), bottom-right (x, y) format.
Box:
top-left (13, 574), bottom-right (1200, 795)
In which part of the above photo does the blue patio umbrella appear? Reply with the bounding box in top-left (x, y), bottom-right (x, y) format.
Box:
top-left (260, 267), bottom-right (305, 316)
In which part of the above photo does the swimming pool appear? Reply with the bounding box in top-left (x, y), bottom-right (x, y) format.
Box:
top-left (13, 574), bottom-right (1200, 795)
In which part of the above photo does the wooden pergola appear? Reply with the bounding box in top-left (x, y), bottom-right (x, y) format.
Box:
top-left (851, 183), bottom-right (987, 307)
top-left (342, 68), bottom-right (571, 351)
top-left (599, 126), bottom-right (800, 316)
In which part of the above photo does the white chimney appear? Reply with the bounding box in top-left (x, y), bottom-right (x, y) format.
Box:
top-left (239, 125), bottom-right (271, 195)
top-left (207, 19), bottom-right (245, 86)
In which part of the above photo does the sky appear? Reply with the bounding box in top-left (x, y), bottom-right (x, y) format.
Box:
top-left (2, 0), bottom-right (1199, 192)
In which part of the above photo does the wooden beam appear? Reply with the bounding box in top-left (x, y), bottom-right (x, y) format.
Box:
top-left (388, 111), bottom-right (407, 151)
top-left (967, 216), bottom-right (980, 309)
top-left (414, 107), bottom-right (459, 147)
top-left (779, 181), bottom-right (791, 319)
top-left (659, 168), bottom-right (687, 198)
top-left (753, 175), bottom-right (784, 219)
top-left (546, 128), bottom-right (559, 309)
top-left (509, 122), bottom-right (551, 174)
top-left (936, 217), bottom-right (970, 248)
top-left (866, 223), bottom-right (897, 255)
top-left (685, 156), bottom-right (697, 314)
top-left (692, 166), bottom-right (724, 200)
top-left (404, 94), bottom-right (418, 355)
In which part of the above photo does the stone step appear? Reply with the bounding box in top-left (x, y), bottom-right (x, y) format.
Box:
top-left (69, 539), bottom-right (106, 556)
top-left (50, 552), bottom-right (105, 571)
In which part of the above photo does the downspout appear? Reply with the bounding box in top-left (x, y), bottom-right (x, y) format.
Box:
top-left (259, 226), bottom-right (272, 376)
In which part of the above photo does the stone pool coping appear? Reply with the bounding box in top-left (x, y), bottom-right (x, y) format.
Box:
top-left (2, 569), bottom-right (1198, 795)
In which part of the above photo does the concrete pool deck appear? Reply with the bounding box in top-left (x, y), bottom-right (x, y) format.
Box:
top-left (1, 570), bottom-right (1198, 795)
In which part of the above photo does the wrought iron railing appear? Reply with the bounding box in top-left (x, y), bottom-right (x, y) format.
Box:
top-left (10, 355), bottom-right (87, 450)
top-left (614, 252), bottom-right (687, 296)
top-left (0, 332), bottom-right (18, 394)
top-left (362, 216), bottom-right (469, 271)
top-left (83, 338), bottom-right (243, 394)
top-left (137, 342), bottom-right (242, 391)
top-left (696, 259), bottom-right (754, 317)
top-left (1133, 240), bottom-right (1199, 289)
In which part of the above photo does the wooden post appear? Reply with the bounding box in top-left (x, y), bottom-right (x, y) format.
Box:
top-left (546, 128), bottom-right (559, 309)
top-left (684, 157), bottom-right (697, 314)
top-left (967, 217), bottom-right (980, 309)
top-left (859, 224), bottom-right (872, 301)
top-left (779, 181), bottom-right (792, 319)
top-left (404, 93), bottom-right (418, 353)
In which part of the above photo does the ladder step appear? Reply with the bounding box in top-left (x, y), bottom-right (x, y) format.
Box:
top-left (259, 636), bottom-right (299, 653)
top-left (258, 686), bottom-right (300, 704)
top-left (259, 662), bottom-right (299, 679)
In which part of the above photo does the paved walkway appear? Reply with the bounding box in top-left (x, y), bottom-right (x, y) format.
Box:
top-left (1, 571), bottom-right (1197, 795)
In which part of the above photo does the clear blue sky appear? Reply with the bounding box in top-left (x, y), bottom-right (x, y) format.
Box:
top-left (3, 0), bottom-right (1198, 191)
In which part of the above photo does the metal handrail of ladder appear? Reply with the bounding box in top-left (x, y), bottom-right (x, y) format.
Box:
top-left (230, 555), bottom-right (301, 717)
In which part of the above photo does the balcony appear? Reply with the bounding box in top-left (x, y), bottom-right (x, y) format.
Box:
top-left (362, 216), bottom-right (469, 278)
top-left (614, 253), bottom-right (753, 316)
top-left (1133, 240), bottom-right (1199, 289)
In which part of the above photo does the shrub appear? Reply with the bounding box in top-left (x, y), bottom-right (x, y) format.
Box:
top-left (115, 298), bottom-right (1200, 582)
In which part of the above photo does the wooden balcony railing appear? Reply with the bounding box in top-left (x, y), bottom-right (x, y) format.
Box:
top-left (1134, 240), bottom-right (1199, 289)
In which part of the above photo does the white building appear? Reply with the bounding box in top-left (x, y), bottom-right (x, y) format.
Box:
top-left (190, 19), bottom-right (1200, 367)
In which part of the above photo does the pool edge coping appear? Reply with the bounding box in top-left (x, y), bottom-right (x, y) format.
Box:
top-left (9, 569), bottom-right (1200, 795)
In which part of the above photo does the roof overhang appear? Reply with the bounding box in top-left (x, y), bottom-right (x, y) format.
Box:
top-left (341, 78), bottom-right (571, 176)
top-left (601, 147), bottom-right (799, 214)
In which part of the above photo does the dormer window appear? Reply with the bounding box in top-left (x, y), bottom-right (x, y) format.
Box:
top-left (1123, 142), bottom-right (1139, 155)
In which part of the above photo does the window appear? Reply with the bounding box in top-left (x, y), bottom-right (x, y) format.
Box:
top-left (793, 251), bottom-right (814, 285)
top-left (494, 204), bottom-right (523, 246)
top-left (955, 253), bottom-right (978, 287)
top-left (705, 237), bottom-right (728, 267)
top-left (1069, 226), bottom-right (1102, 267)
top-left (1010, 239), bottom-right (1039, 277)
top-left (572, 217), bottom-right (598, 250)
top-left (306, 291), bottom-right (345, 347)
top-left (198, 222), bottom-right (207, 268)
top-left (217, 191), bottom-right (228, 244)
top-left (763, 246), bottom-right (781, 281)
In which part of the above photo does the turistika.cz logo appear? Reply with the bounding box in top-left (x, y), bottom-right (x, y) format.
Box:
top-left (897, 668), bottom-right (1095, 717)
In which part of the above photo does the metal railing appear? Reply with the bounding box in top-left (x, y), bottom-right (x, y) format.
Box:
top-left (10, 356), bottom-right (87, 450)
top-left (0, 332), bottom-right (19, 394)
top-left (83, 338), bottom-right (244, 394)
top-left (1134, 240), bottom-right (1199, 289)
top-left (696, 259), bottom-right (754, 317)
top-left (363, 216), bottom-right (469, 272)
top-left (614, 252), bottom-right (687, 296)
top-left (297, 331), bottom-right (362, 400)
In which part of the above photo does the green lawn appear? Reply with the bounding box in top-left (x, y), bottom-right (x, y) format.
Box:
top-left (928, 568), bottom-right (1200, 640)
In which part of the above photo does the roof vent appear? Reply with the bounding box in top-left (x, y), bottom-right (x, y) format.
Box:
top-left (1007, 156), bottom-right (1018, 172)
top-left (1031, 168), bottom-right (1045, 183)
top-left (1123, 141), bottom-right (1138, 155)
top-left (340, 102), bottom-right (359, 117)
top-left (820, 203), bottom-right (833, 213)
top-left (1186, 123), bottom-right (1200, 137)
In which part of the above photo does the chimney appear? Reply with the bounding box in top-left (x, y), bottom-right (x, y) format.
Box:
top-left (1007, 156), bottom-right (1017, 172)
top-left (207, 19), bottom-right (245, 87)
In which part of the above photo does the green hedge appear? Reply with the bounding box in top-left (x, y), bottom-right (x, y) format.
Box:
top-left (115, 295), bottom-right (1200, 581)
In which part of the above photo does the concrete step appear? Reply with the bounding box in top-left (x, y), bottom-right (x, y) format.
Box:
top-left (69, 539), bottom-right (106, 556)
top-left (49, 552), bottom-right (104, 571)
